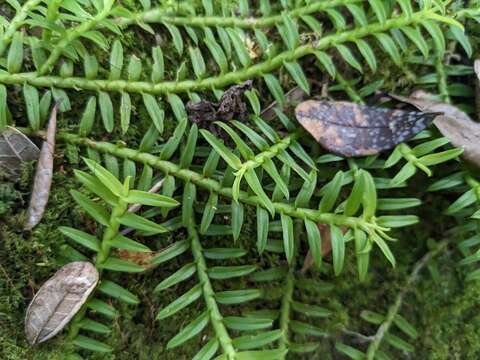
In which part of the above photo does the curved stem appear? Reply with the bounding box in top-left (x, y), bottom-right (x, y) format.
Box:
top-left (187, 218), bottom-right (236, 359)
top-left (0, 0), bottom-right (43, 56)
top-left (278, 272), bottom-right (294, 355)
top-left (1, 10), bottom-right (437, 95)
top-left (278, 220), bottom-right (302, 358)
top-left (118, 0), bottom-right (361, 28)
top-left (366, 240), bottom-right (449, 359)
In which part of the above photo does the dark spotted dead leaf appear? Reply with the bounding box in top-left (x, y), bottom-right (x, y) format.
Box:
top-left (24, 104), bottom-right (58, 230)
top-left (25, 261), bottom-right (98, 345)
top-left (186, 80), bottom-right (252, 129)
top-left (0, 126), bottom-right (39, 180)
top-left (295, 100), bottom-right (437, 157)
top-left (390, 91), bottom-right (480, 167)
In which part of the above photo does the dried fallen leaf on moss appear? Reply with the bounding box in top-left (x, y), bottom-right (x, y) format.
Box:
top-left (390, 91), bottom-right (480, 167)
top-left (0, 126), bottom-right (39, 180)
top-left (24, 104), bottom-right (58, 230)
top-left (295, 100), bottom-right (437, 157)
top-left (25, 261), bottom-right (98, 345)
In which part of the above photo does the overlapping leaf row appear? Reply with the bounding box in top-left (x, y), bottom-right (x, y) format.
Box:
top-left (56, 158), bottom-right (179, 356)
top-left (0, 0), bottom-right (466, 138)
top-left (152, 192), bottom-right (338, 359)
top-left (428, 171), bottom-right (480, 282)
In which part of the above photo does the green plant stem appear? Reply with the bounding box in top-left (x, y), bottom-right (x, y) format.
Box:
top-left (45, 130), bottom-right (369, 230)
top-left (187, 218), bottom-right (236, 359)
top-left (334, 72), bottom-right (364, 104)
top-left (465, 174), bottom-right (480, 203)
top-left (456, 7), bottom-right (480, 19)
top-left (38, 5), bottom-right (112, 75)
top-left (118, 0), bottom-right (361, 28)
top-left (0, 0), bottom-right (43, 56)
top-left (366, 239), bottom-right (449, 359)
top-left (278, 220), bottom-right (302, 358)
top-left (435, 56), bottom-right (450, 103)
top-left (66, 199), bottom-right (127, 346)
top-left (240, 130), bottom-right (301, 173)
top-left (42, 0), bottom-right (63, 43)
top-left (1, 10), bottom-right (441, 95)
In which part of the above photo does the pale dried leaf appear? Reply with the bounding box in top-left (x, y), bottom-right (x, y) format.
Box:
top-left (0, 126), bottom-right (39, 180)
top-left (25, 261), bottom-right (99, 345)
top-left (24, 104), bottom-right (58, 230)
top-left (389, 92), bottom-right (471, 122)
top-left (390, 92), bottom-right (480, 167)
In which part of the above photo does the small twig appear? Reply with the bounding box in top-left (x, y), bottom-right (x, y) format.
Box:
top-left (341, 329), bottom-right (375, 343)
top-left (120, 178), bottom-right (164, 236)
top-left (366, 240), bottom-right (449, 359)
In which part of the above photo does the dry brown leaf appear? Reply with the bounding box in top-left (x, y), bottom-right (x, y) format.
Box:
top-left (0, 126), bottom-right (39, 180)
top-left (295, 100), bottom-right (437, 157)
top-left (24, 104), bottom-right (58, 230)
top-left (116, 249), bottom-right (156, 270)
top-left (24, 261), bottom-right (98, 345)
top-left (390, 92), bottom-right (480, 167)
top-left (301, 224), bottom-right (346, 274)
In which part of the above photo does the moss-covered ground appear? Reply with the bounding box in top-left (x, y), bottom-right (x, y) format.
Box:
top-left (2, 165), bottom-right (480, 359)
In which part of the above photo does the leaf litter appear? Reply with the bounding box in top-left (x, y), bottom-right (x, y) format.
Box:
top-left (25, 261), bottom-right (98, 345)
top-left (295, 100), bottom-right (438, 157)
top-left (24, 103), bottom-right (59, 230)
top-left (389, 91), bottom-right (480, 167)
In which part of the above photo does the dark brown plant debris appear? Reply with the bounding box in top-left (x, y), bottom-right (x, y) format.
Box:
top-left (24, 261), bottom-right (98, 345)
top-left (0, 126), bottom-right (40, 181)
top-left (295, 100), bottom-right (438, 157)
top-left (186, 80), bottom-right (253, 128)
top-left (24, 104), bottom-right (58, 230)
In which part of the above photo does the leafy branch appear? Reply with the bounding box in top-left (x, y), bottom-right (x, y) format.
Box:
top-left (57, 158), bottom-right (179, 356)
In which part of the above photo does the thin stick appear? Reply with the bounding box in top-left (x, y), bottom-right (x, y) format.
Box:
top-left (120, 178), bottom-right (164, 236)
top-left (366, 240), bottom-right (449, 359)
